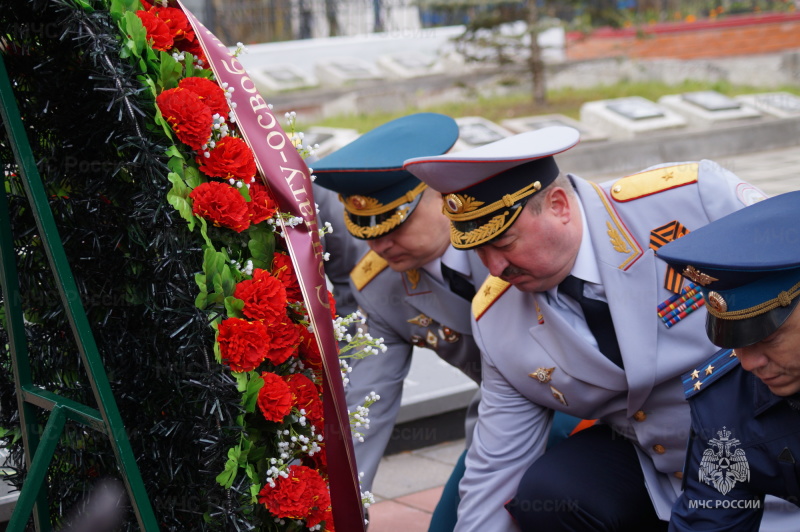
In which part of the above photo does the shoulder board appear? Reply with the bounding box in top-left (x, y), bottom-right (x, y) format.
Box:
top-left (472, 276), bottom-right (511, 321)
top-left (682, 348), bottom-right (739, 399)
top-left (611, 162), bottom-right (699, 202)
top-left (350, 250), bottom-right (389, 291)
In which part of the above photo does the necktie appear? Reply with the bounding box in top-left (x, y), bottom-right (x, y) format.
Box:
top-left (441, 263), bottom-right (476, 302)
top-left (558, 275), bottom-right (624, 368)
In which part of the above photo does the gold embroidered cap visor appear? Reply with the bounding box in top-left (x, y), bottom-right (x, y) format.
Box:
top-left (341, 183), bottom-right (426, 239)
top-left (656, 190), bottom-right (800, 348)
top-left (446, 157), bottom-right (560, 249)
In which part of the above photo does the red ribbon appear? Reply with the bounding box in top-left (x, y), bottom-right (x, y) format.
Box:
top-left (179, 4), bottom-right (364, 529)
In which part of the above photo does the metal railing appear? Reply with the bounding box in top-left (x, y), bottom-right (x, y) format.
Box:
top-left (0, 53), bottom-right (158, 531)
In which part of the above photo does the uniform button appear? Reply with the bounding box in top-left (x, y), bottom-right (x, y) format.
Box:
top-left (674, 471), bottom-right (683, 480)
top-left (633, 410), bottom-right (646, 422)
top-left (653, 444), bottom-right (666, 454)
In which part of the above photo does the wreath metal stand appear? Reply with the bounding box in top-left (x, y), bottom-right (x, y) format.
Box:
top-left (0, 54), bottom-right (159, 531)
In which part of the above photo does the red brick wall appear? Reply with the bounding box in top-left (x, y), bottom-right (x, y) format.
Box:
top-left (566, 13), bottom-right (800, 61)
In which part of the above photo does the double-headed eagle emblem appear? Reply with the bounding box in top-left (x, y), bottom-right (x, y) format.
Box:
top-left (699, 427), bottom-right (750, 495)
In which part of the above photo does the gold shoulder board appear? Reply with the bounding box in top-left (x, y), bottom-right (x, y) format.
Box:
top-left (611, 163), bottom-right (699, 202)
top-left (472, 276), bottom-right (511, 320)
top-left (350, 250), bottom-right (389, 291)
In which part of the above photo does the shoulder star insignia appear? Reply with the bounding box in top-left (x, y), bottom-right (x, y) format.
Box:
top-left (705, 364), bottom-right (715, 376)
top-left (691, 369), bottom-right (700, 380)
top-left (693, 381), bottom-right (703, 391)
top-left (661, 172), bottom-right (674, 181)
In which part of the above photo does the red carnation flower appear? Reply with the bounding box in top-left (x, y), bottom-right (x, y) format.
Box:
top-left (179, 77), bottom-right (230, 117)
top-left (265, 316), bottom-right (301, 365)
top-left (149, 7), bottom-right (192, 45)
top-left (327, 290), bottom-right (337, 320)
top-left (302, 443), bottom-right (328, 476)
top-left (136, 10), bottom-right (173, 52)
top-left (140, 0), bottom-right (154, 8)
top-left (306, 502), bottom-right (334, 530)
top-left (156, 87), bottom-right (212, 150)
top-left (257, 372), bottom-right (293, 423)
top-left (248, 179), bottom-right (278, 225)
top-left (233, 268), bottom-right (287, 322)
top-left (197, 137), bottom-right (257, 182)
top-left (217, 318), bottom-right (269, 372)
top-left (258, 465), bottom-right (330, 521)
top-left (175, 34), bottom-right (207, 64)
top-left (285, 373), bottom-right (323, 429)
top-left (272, 253), bottom-right (302, 302)
top-left (297, 326), bottom-right (322, 371)
top-left (189, 181), bottom-right (251, 232)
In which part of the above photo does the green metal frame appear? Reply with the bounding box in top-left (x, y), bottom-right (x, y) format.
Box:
top-left (0, 54), bottom-right (159, 530)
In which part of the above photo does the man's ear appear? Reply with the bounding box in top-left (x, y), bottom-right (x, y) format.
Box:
top-left (547, 187), bottom-right (572, 223)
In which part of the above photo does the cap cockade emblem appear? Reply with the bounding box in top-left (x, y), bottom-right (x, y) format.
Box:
top-left (345, 195), bottom-right (381, 212)
top-left (445, 194), bottom-right (464, 214)
top-left (443, 194), bottom-right (484, 216)
top-left (706, 291), bottom-right (727, 313)
top-left (682, 265), bottom-right (719, 287)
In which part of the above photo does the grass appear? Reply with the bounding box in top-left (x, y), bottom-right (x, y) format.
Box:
top-left (302, 80), bottom-right (800, 133)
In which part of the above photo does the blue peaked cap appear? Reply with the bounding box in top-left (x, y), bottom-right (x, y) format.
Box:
top-left (312, 113), bottom-right (459, 239)
top-left (657, 190), bottom-right (800, 348)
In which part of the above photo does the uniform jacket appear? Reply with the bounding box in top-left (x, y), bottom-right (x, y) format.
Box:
top-left (458, 161), bottom-right (759, 531)
top-left (670, 351), bottom-right (800, 531)
top-left (346, 248), bottom-right (489, 492)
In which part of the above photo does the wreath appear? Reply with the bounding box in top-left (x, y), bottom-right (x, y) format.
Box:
top-left (0, 0), bottom-right (380, 530)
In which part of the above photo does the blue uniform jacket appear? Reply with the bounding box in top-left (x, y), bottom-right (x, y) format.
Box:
top-left (670, 351), bottom-right (800, 531)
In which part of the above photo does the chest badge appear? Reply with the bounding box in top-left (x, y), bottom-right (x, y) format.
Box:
top-left (550, 385), bottom-right (568, 407)
top-left (699, 427), bottom-right (750, 496)
top-left (439, 326), bottom-right (460, 343)
top-left (529, 367), bottom-right (555, 384)
top-left (408, 313), bottom-right (432, 327)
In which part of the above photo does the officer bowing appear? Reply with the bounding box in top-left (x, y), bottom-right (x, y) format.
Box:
top-left (658, 190), bottom-right (800, 531)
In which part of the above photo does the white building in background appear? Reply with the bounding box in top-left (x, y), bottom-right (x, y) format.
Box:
top-left (181, 0), bottom-right (423, 42)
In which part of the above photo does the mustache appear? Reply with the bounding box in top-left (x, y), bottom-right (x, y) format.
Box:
top-left (501, 265), bottom-right (527, 278)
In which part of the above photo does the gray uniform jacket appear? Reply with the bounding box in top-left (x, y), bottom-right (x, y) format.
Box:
top-left (347, 248), bottom-right (489, 492)
top-left (457, 161), bottom-right (772, 531)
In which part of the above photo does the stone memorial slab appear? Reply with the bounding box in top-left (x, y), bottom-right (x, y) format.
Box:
top-left (397, 347), bottom-right (478, 424)
top-left (658, 90), bottom-right (761, 128)
top-left (580, 96), bottom-right (687, 139)
top-left (376, 51), bottom-right (443, 79)
top-left (302, 127), bottom-right (360, 159)
top-left (501, 114), bottom-right (608, 142)
top-left (315, 56), bottom-right (384, 86)
top-left (453, 116), bottom-right (514, 151)
top-left (248, 63), bottom-right (318, 92)
top-left (735, 92), bottom-right (800, 118)
top-left (1, 448), bottom-right (18, 522)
